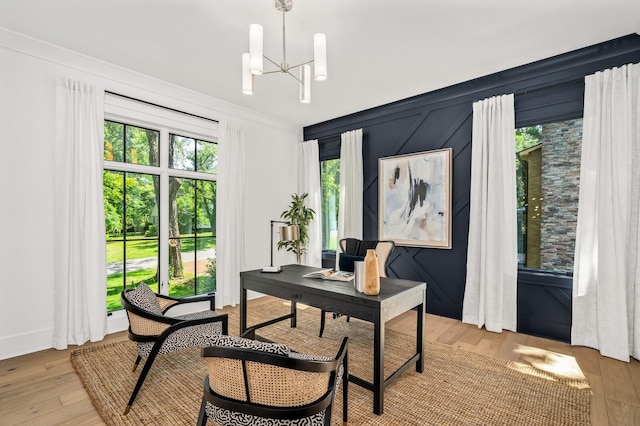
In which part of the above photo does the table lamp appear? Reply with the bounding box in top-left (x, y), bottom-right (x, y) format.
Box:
top-left (262, 220), bottom-right (299, 273)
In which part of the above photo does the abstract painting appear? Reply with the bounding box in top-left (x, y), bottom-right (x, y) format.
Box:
top-left (379, 148), bottom-right (452, 248)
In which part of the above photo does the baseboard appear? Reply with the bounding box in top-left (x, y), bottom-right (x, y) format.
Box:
top-left (0, 328), bottom-right (53, 361)
top-left (0, 314), bottom-right (132, 360)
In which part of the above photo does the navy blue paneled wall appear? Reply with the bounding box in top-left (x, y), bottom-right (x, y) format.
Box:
top-left (304, 35), bottom-right (640, 341)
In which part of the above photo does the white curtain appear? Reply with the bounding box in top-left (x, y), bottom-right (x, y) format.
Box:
top-left (299, 140), bottom-right (322, 267)
top-left (462, 94), bottom-right (518, 333)
top-left (572, 63), bottom-right (640, 362)
top-left (53, 79), bottom-right (107, 349)
top-left (215, 122), bottom-right (246, 309)
top-left (337, 128), bottom-right (363, 247)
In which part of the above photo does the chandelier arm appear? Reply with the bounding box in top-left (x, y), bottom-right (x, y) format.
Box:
top-left (285, 59), bottom-right (314, 71)
top-left (284, 70), bottom-right (303, 84)
top-left (264, 55), bottom-right (286, 72)
top-left (282, 9), bottom-right (287, 70)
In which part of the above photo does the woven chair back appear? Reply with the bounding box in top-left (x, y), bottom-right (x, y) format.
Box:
top-left (126, 311), bottom-right (170, 336)
top-left (207, 358), bottom-right (330, 407)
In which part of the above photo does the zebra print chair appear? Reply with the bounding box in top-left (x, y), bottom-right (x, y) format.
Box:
top-left (197, 328), bottom-right (348, 426)
top-left (120, 283), bottom-right (228, 415)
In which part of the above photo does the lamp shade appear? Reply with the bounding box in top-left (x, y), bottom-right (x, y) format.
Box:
top-left (279, 224), bottom-right (299, 242)
top-left (313, 33), bottom-right (327, 81)
top-left (242, 53), bottom-right (254, 95)
top-left (249, 24), bottom-right (263, 75)
top-left (300, 64), bottom-right (311, 103)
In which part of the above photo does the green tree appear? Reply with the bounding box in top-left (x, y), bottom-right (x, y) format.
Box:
top-left (196, 180), bottom-right (216, 233)
top-left (515, 126), bottom-right (542, 208)
top-left (321, 159), bottom-right (340, 250)
top-left (104, 121), bottom-right (123, 162)
top-left (103, 171), bottom-right (123, 235)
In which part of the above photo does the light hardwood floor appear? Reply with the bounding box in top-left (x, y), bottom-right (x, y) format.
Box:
top-left (1, 296), bottom-right (639, 425)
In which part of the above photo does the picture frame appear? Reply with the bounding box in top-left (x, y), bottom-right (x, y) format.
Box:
top-left (379, 148), bottom-right (452, 249)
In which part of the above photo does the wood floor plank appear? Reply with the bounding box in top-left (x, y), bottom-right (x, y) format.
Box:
top-left (600, 356), bottom-right (638, 404)
top-left (457, 323), bottom-right (487, 347)
top-left (2, 392), bottom-right (63, 425)
top-left (629, 357), bottom-right (640, 402)
top-left (572, 345), bottom-right (603, 377)
top-left (473, 337), bottom-right (499, 358)
top-left (0, 363), bottom-right (47, 386)
top-left (434, 319), bottom-right (469, 346)
top-left (605, 397), bottom-right (640, 426)
top-left (0, 368), bottom-right (83, 412)
top-left (423, 314), bottom-right (456, 341)
top-left (59, 388), bottom-right (90, 407)
top-left (495, 331), bottom-right (523, 362)
top-left (587, 373), bottom-right (609, 426)
top-left (14, 398), bottom-right (100, 426)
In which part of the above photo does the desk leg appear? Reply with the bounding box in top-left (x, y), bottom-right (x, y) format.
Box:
top-left (373, 314), bottom-right (384, 415)
top-left (291, 300), bottom-right (297, 328)
top-left (240, 285), bottom-right (247, 334)
top-left (416, 301), bottom-right (424, 373)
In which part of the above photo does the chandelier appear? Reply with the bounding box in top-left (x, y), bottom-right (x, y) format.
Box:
top-left (242, 0), bottom-right (327, 103)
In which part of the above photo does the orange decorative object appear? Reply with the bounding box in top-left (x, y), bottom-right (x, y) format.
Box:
top-left (363, 249), bottom-right (380, 296)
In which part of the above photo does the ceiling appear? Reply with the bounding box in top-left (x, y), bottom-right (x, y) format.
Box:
top-left (1, 0), bottom-right (639, 127)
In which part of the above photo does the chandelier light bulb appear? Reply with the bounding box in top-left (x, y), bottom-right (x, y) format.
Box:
top-left (313, 33), bottom-right (327, 81)
top-left (300, 64), bottom-right (311, 103)
top-left (249, 24), bottom-right (263, 75)
top-left (242, 53), bottom-right (254, 95)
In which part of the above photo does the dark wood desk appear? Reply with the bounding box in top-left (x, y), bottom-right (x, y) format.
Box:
top-left (240, 264), bottom-right (426, 415)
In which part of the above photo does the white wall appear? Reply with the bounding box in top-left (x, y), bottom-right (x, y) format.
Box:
top-left (0, 28), bottom-right (300, 360)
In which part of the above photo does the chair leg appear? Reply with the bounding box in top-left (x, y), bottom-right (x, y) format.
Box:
top-left (123, 346), bottom-right (162, 414)
top-left (196, 396), bottom-right (208, 426)
top-left (131, 355), bottom-right (142, 372)
top-left (319, 310), bottom-right (326, 337)
top-left (343, 351), bottom-right (349, 426)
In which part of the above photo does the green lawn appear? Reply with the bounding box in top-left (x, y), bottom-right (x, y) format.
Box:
top-left (106, 236), bottom-right (217, 312)
top-left (107, 269), bottom-right (158, 311)
top-left (106, 235), bottom-right (216, 263)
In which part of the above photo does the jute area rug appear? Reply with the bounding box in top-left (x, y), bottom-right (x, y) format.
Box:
top-left (71, 300), bottom-right (590, 425)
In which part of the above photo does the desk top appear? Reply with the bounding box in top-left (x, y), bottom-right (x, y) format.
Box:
top-left (241, 264), bottom-right (426, 309)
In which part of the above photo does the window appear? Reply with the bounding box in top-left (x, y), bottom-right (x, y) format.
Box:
top-left (169, 134), bottom-right (217, 173)
top-left (515, 118), bottom-right (582, 274)
top-left (103, 111), bottom-right (218, 312)
top-left (104, 169), bottom-right (159, 312)
top-left (167, 177), bottom-right (216, 295)
top-left (321, 159), bottom-right (340, 251)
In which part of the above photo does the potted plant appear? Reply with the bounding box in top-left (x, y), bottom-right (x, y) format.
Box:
top-left (277, 193), bottom-right (316, 264)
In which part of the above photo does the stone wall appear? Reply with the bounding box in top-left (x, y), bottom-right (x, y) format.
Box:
top-left (539, 119), bottom-right (582, 273)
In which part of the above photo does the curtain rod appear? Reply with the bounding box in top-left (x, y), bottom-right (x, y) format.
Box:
top-left (514, 76), bottom-right (585, 97)
top-left (105, 91), bottom-right (219, 124)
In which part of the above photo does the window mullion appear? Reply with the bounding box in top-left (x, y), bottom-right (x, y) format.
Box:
top-left (158, 128), bottom-right (170, 296)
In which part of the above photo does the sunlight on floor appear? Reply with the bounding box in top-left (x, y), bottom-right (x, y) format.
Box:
top-left (281, 300), bottom-right (310, 310)
top-left (508, 344), bottom-right (589, 388)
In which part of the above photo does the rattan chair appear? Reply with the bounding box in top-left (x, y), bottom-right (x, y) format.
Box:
top-left (197, 328), bottom-right (348, 426)
top-left (319, 238), bottom-right (395, 337)
top-left (120, 283), bottom-right (228, 415)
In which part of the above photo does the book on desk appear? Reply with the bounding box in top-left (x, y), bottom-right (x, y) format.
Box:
top-left (302, 269), bottom-right (354, 282)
